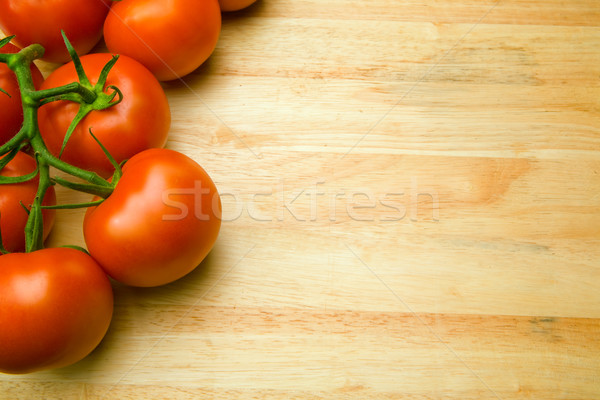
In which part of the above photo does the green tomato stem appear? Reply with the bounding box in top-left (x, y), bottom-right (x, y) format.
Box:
top-left (0, 129), bottom-right (27, 157)
top-left (40, 198), bottom-right (104, 210)
top-left (0, 37), bottom-right (121, 252)
top-left (32, 81), bottom-right (97, 104)
top-left (29, 135), bottom-right (112, 188)
top-left (51, 175), bottom-right (113, 199)
top-left (24, 155), bottom-right (51, 253)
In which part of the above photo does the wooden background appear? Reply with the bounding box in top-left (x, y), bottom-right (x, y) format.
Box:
top-left (2, 0), bottom-right (600, 398)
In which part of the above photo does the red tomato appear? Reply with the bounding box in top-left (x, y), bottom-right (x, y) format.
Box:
top-left (38, 53), bottom-right (171, 178)
top-left (0, 0), bottom-right (111, 63)
top-left (84, 148), bottom-right (221, 287)
top-left (219, 0), bottom-right (257, 12)
top-left (0, 42), bottom-right (44, 146)
top-left (0, 247), bottom-right (113, 374)
top-left (0, 152), bottom-right (56, 253)
top-left (103, 0), bottom-right (221, 81)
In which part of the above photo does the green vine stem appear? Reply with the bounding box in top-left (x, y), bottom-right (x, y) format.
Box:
top-left (24, 154), bottom-right (51, 252)
top-left (0, 34), bottom-right (123, 252)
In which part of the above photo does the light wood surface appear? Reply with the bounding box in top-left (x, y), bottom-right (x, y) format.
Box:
top-left (2, 0), bottom-right (600, 398)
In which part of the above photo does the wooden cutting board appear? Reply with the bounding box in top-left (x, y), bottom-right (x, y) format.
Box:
top-left (2, 0), bottom-right (599, 398)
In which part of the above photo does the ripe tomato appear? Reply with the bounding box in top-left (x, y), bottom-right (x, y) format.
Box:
top-left (103, 0), bottom-right (221, 81)
top-left (219, 0), bottom-right (257, 12)
top-left (0, 0), bottom-right (111, 64)
top-left (84, 148), bottom-right (221, 287)
top-left (0, 151), bottom-right (56, 253)
top-left (0, 247), bottom-right (113, 374)
top-left (0, 42), bottom-right (44, 146)
top-left (38, 53), bottom-right (171, 178)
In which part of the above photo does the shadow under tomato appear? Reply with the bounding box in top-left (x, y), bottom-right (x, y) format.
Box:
top-left (114, 245), bottom-right (222, 303)
top-left (220, 0), bottom-right (266, 23)
top-left (160, 0), bottom-right (267, 91)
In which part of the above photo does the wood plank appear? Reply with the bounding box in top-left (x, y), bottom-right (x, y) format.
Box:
top-left (4, 309), bottom-right (599, 399)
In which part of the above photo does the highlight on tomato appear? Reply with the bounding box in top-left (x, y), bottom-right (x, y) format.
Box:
top-left (84, 148), bottom-right (222, 287)
top-left (0, 42), bottom-right (44, 146)
top-left (38, 53), bottom-right (171, 178)
top-left (0, 247), bottom-right (114, 374)
top-left (103, 0), bottom-right (222, 81)
top-left (0, 151), bottom-right (56, 253)
top-left (0, 0), bottom-right (111, 63)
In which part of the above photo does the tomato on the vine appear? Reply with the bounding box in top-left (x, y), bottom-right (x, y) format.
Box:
top-left (103, 0), bottom-right (222, 81)
top-left (84, 148), bottom-right (221, 287)
top-left (0, 42), bottom-right (44, 146)
top-left (0, 0), bottom-right (111, 63)
top-left (0, 151), bottom-right (56, 253)
top-left (0, 247), bottom-right (114, 374)
top-left (38, 53), bottom-right (171, 178)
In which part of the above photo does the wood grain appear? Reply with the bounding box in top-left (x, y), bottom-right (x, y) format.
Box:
top-left (1, 0), bottom-right (599, 399)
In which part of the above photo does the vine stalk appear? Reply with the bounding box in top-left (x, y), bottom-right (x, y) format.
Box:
top-left (0, 34), bottom-right (122, 252)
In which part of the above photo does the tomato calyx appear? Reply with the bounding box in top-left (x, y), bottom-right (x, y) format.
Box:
top-left (59, 244), bottom-right (91, 254)
top-left (42, 32), bottom-right (124, 159)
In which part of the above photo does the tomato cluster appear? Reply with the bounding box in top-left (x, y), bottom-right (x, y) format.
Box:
top-left (0, 0), bottom-right (257, 80)
top-left (0, 0), bottom-right (256, 374)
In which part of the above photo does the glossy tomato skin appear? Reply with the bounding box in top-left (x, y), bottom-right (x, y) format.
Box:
top-left (219, 0), bottom-right (257, 12)
top-left (0, 248), bottom-right (114, 374)
top-left (84, 148), bottom-right (221, 287)
top-left (104, 0), bottom-right (221, 81)
top-left (0, 152), bottom-right (56, 253)
top-left (0, 0), bottom-right (111, 63)
top-left (0, 42), bottom-right (44, 146)
top-left (38, 53), bottom-right (171, 178)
